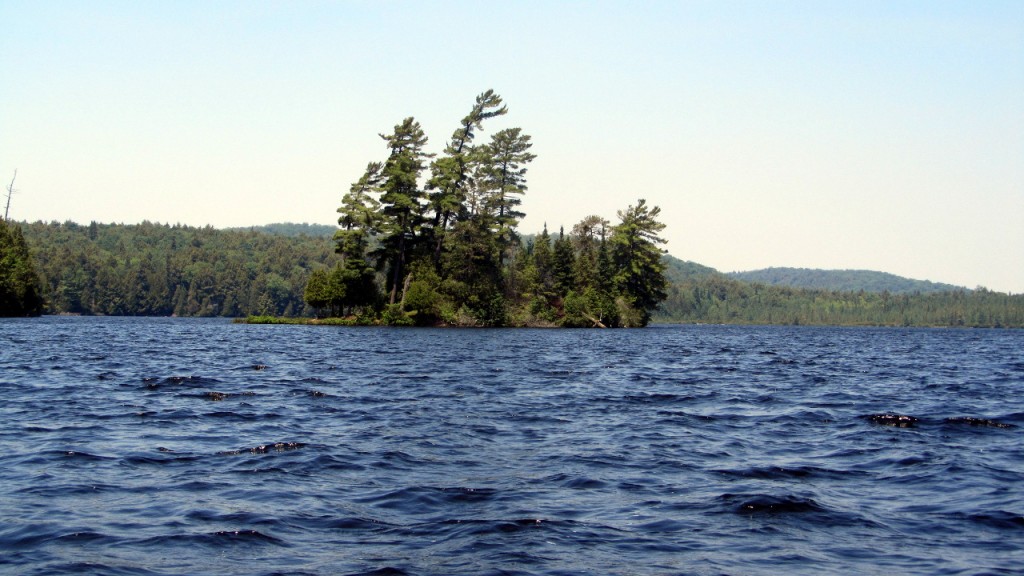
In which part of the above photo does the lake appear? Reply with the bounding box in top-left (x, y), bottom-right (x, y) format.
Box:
top-left (1, 317), bottom-right (1021, 575)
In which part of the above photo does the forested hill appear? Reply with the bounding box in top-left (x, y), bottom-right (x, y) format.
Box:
top-left (662, 255), bottom-right (721, 284)
top-left (227, 223), bottom-right (336, 238)
top-left (727, 267), bottom-right (965, 294)
top-left (21, 220), bottom-right (340, 317)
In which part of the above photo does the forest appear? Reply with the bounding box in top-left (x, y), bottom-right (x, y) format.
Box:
top-left (20, 220), bottom-right (337, 318)
top-left (659, 273), bottom-right (1024, 328)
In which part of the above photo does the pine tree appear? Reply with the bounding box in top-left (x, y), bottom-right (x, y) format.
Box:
top-left (610, 199), bottom-right (668, 326)
top-left (478, 127), bottom-right (536, 252)
top-left (0, 219), bottom-right (44, 316)
top-left (533, 224), bottom-right (553, 293)
top-left (335, 162), bottom-right (382, 264)
top-left (552, 226), bottom-right (576, 295)
top-left (571, 215), bottom-right (608, 290)
top-left (426, 89), bottom-right (507, 262)
top-left (375, 117), bottom-right (432, 304)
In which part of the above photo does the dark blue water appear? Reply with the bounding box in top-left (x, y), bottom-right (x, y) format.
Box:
top-left (1, 318), bottom-right (1022, 575)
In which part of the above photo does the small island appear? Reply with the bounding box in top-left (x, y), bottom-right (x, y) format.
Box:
top-left (290, 90), bottom-right (669, 328)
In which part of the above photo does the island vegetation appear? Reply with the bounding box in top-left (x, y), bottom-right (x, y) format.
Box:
top-left (301, 90), bottom-right (669, 327)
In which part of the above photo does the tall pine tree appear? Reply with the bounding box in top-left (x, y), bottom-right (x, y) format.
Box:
top-left (426, 90), bottom-right (507, 263)
top-left (375, 117), bottom-right (432, 304)
top-left (610, 199), bottom-right (668, 326)
top-left (479, 127), bottom-right (536, 256)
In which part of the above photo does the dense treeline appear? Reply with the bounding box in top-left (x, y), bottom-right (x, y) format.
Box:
top-left (656, 275), bottom-right (1024, 328)
top-left (305, 90), bottom-right (669, 327)
top-left (15, 219), bottom-right (1024, 327)
top-left (21, 220), bottom-right (338, 317)
top-left (0, 218), bottom-right (44, 316)
top-left (727, 267), bottom-right (964, 294)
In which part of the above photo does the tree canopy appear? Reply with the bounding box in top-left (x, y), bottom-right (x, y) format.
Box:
top-left (21, 220), bottom-right (338, 317)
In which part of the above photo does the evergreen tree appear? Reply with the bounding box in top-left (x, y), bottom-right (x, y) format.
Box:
top-left (596, 232), bottom-right (615, 295)
top-left (335, 162), bottom-right (382, 264)
top-left (426, 89), bottom-right (507, 262)
top-left (0, 219), bottom-right (44, 316)
top-left (532, 224), bottom-right (554, 293)
top-left (338, 260), bottom-right (379, 315)
top-left (329, 162), bottom-right (384, 313)
top-left (478, 127), bottom-right (536, 252)
top-left (552, 226), bottom-right (576, 295)
top-left (304, 268), bottom-right (331, 315)
top-left (610, 199), bottom-right (668, 326)
top-left (571, 215), bottom-right (608, 290)
top-left (375, 117), bottom-right (432, 304)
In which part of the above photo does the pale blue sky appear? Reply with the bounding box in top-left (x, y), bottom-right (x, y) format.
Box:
top-left (2, 1), bottom-right (1022, 292)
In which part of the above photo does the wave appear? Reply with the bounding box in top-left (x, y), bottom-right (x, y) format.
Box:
top-left (136, 529), bottom-right (287, 547)
top-left (715, 465), bottom-right (865, 481)
top-left (721, 493), bottom-right (827, 514)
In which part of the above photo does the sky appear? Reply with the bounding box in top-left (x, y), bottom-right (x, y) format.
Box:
top-left (2, 1), bottom-right (1022, 293)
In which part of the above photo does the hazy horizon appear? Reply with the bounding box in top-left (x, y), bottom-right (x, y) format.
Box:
top-left (2, 1), bottom-right (1021, 292)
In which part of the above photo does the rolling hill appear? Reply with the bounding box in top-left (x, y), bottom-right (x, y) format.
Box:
top-left (727, 267), bottom-right (965, 294)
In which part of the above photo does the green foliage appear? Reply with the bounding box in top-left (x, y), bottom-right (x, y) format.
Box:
top-left (562, 288), bottom-right (618, 328)
top-left (22, 214), bottom-right (1015, 327)
top-left (551, 227), bottom-right (576, 295)
top-left (0, 219), bottom-right (44, 316)
top-left (303, 268), bottom-right (331, 314)
top-left (610, 199), bottom-right (668, 326)
top-left (655, 276), bottom-right (1024, 328)
top-left (22, 220), bottom-right (339, 317)
top-left (479, 127), bottom-right (536, 247)
top-left (335, 162), bottom-right (382, 263)
top-left (427, 89), bottom-right (508, 254)
top-left (376, 117), bottom-right (433, 304)
top-left (531, 225), bottom-right (554, 296)
top-left (661, 254), bottom-right (720, 284)
top-left (401, 261), bottom-right (447, 325)
top-left (238, 315), bottom-right (309, 325)
top-left (469, 289), bottom-right (508, 327)
top-left (380, 303), bottom-right (414, 326)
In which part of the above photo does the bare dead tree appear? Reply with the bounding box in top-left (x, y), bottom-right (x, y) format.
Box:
top-left (4, 170), bottom-right (16, 221)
